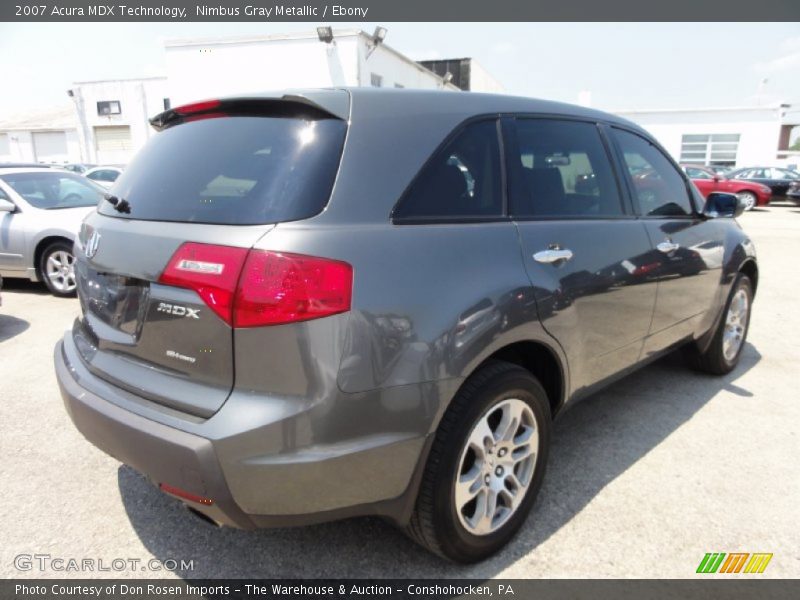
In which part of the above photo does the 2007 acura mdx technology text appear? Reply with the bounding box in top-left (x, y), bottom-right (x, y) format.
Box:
top-left (54, 89), bottom-right (757, 563)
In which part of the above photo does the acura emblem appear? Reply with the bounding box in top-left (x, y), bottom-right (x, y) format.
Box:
top-left (85, 230), bottom-right (101, 259)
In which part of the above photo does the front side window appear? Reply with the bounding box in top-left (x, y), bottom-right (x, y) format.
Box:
top-left (394, 120), bottom-right (502, 220)
top-left (509, 119), bottom-right (623, 217)
top-left (0, 172), bottom-right (104, 209)
top-left (614, 129), bottom-right (694, 217)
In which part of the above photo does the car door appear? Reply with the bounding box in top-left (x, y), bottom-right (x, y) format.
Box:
top-left (504, 117), bottom-right (657, 393)
top-left (610, 127), bottom-right (724, 358)
top-left (768, 168), bottom-right (796, 198)
top-left (0, 181), bottom-right (30, 271)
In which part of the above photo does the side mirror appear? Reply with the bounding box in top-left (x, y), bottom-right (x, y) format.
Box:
top-left (0, 198), bottom-right (16, 213)
top-left (703, 192), bottom-right (743, 219)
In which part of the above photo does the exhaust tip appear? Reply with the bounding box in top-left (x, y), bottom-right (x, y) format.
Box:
top-left (186, 506), bottom-right (221, 527)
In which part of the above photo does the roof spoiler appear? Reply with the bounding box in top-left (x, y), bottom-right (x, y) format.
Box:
top-left (149, 92), bottom-right (349, 131)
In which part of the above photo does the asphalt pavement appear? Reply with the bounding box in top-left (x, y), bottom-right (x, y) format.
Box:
top-left (1, 203), bottom-right (798, 579)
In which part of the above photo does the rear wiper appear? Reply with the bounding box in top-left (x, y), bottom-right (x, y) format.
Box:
top-left (104, 194), bottom-right (131, 214)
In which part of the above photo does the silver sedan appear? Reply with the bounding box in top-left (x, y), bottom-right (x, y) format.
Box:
top-left (0, 168), bottom-right (102, 296)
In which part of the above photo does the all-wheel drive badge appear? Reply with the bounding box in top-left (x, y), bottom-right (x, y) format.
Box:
top-left (84, 230), bottom-right (101, 258)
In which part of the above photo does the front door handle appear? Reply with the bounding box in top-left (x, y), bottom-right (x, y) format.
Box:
top-left (533, 248), bottom-right (574, 264)
top-left (656, 240), bottom-right (680, 253)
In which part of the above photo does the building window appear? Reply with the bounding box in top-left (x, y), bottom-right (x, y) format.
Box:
top-left (163, 98), bottom-right (171, 111)
top-left (96, 101), bottom-right (122, 116)
top-left (680, 133), bottom-right (740, 166)
top-left (370, 73), bottom-right (383, 88)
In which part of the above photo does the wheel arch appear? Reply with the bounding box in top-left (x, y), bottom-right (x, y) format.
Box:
top-left (33, 235), bottom-right (75, 279)
top-left (465, 340), bottom-right (566, 419)
top-left (739, 258), bottom-right (758, 296)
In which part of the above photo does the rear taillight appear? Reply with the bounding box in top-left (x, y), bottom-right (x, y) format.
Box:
top-left (159, 244), bottom-right (352, 328)
top-left (159, 242), bottom-right (249, 324)
top-left (234, 251), bottom-right (352, 327)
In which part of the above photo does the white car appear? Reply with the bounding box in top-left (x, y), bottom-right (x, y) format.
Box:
top-left (84, 166), bottom-right (123, 189)
top-left (0, 168), bottom-right (104, 296)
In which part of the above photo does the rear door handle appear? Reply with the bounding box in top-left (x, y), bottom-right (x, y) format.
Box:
top-left (656, 240), bottom-right (680, 253)
top-left (533, 248), bottom-right (574, 264)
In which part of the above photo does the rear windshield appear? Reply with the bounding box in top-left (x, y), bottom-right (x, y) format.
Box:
top-left (100, 115), bottom-right (347, 225)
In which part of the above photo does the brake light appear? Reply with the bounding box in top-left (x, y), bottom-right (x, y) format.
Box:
top-left (234, 251), bottom-right (352, 327)
top-left (159, 242), bottom-right (248, 324)
top-left (173, 99), bottom-right (222, 115)
top-left (159, 244), bottom-right (352, 327)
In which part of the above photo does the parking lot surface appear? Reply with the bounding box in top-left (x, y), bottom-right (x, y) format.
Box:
top-left (1, 204), bottom-right (799, 579)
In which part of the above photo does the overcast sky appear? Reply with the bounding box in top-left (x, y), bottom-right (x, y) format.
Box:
top-left (1, 22), bottom-right (799, 117)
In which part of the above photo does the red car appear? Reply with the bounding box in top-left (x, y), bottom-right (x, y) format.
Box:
top-left (682, 164), bottom-right (771, 211)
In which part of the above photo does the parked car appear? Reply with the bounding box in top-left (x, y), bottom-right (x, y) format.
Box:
top-left (787, 181), bottom-right (800, 205)
top-left (62, 163), bottom-right (97, 175)
top-left (84, 166), bottom-right (123, 188)
top-left (0, 162), bottom-right (53, 169)
top-left (0, 168), bottom-right (104, 296)
top-left (681, 164), bottom-right (771, 210)
top-left (725, 166), bottom-right (800, 201)
top-left (54, 90), bottom-right (758, 563)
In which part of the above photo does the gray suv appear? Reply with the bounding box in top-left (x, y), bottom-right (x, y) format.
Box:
top-left (55, 89), bottom-right (757, 563)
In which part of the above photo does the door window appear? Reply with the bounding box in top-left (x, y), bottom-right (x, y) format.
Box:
top-left (509, 119), bottom-right (623, 217)
top-left (685, 167), bottom-right (712, 179)
top-left (614, 129), bottom-right (694, 217)
top-left (393, 120), bottom-right (503, 220)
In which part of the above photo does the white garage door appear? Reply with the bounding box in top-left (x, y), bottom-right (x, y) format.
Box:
top-left (94, 126), bottom-right (132, 164)
top-left (94, 126), bottom-right (132, 151)
top-left (33, 131), bottom-right (68, 163)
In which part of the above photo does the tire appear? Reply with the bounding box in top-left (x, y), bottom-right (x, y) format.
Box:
top-left (406, 361), bottom-right (551, 563)
top-left (736, 191), bottom-right (757, 211)
top-left (39, 241), bottom-right (77, 297)
top-left (686, 273), bottom-right (752, 375)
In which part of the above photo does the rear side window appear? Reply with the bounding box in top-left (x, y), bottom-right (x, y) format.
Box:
top-left (614, 129), bottom-right (694, 217)
top-left (393, 120), bottom-right (502, 220)
top-left (100, 116), bottom-right (347, 225)
top-left (509, 119), bottom-right (623, 218)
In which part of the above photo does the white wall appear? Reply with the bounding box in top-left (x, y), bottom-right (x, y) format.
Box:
top-left (356, 38), bottom-right (450, 89)
top-left (164, 31), bottom-right (453, 105)
top-left (165, 35), bottom-right (361, 105)
top-left (0, 129), bottom-right (81, 164)
top-left (72, 77), bottom-right (167, 164)
top-left (615, 107), bottom-right (784, 168)
top-left (468, 60), bottom-right (505, 93)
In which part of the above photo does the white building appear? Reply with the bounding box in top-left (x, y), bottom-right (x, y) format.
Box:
top-left (163, 28), bottom-right (459, 107)
top-left (614, 104), bottom-right (800, 169)
top-left (0, 106), bottom-right (80, 164)
top-left (68, 76), bottom-right (168, 165)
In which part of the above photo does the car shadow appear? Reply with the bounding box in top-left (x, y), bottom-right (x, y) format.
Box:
top-left (119, 343), bottom-right (761, 578)
top-left (1, 278), bottom-right (49, 295)
top-left (0, 314), bottom-right (30, 343)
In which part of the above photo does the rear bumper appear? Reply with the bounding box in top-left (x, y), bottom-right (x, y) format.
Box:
top-left (55, 335), bottom-right (442, 528)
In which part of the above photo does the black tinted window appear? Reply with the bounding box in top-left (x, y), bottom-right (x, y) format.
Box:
top-left (614, 129), bottom-right (694, 217)
top-left (99, 116), bottom-right (346, 225)
top-left (394, 120), bottom-right (502, 220)
top-left (510, 119), bottom-right (623, 217)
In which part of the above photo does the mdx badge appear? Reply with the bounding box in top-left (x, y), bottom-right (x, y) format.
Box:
top-left (157, 302), bottom-right (200, 319)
